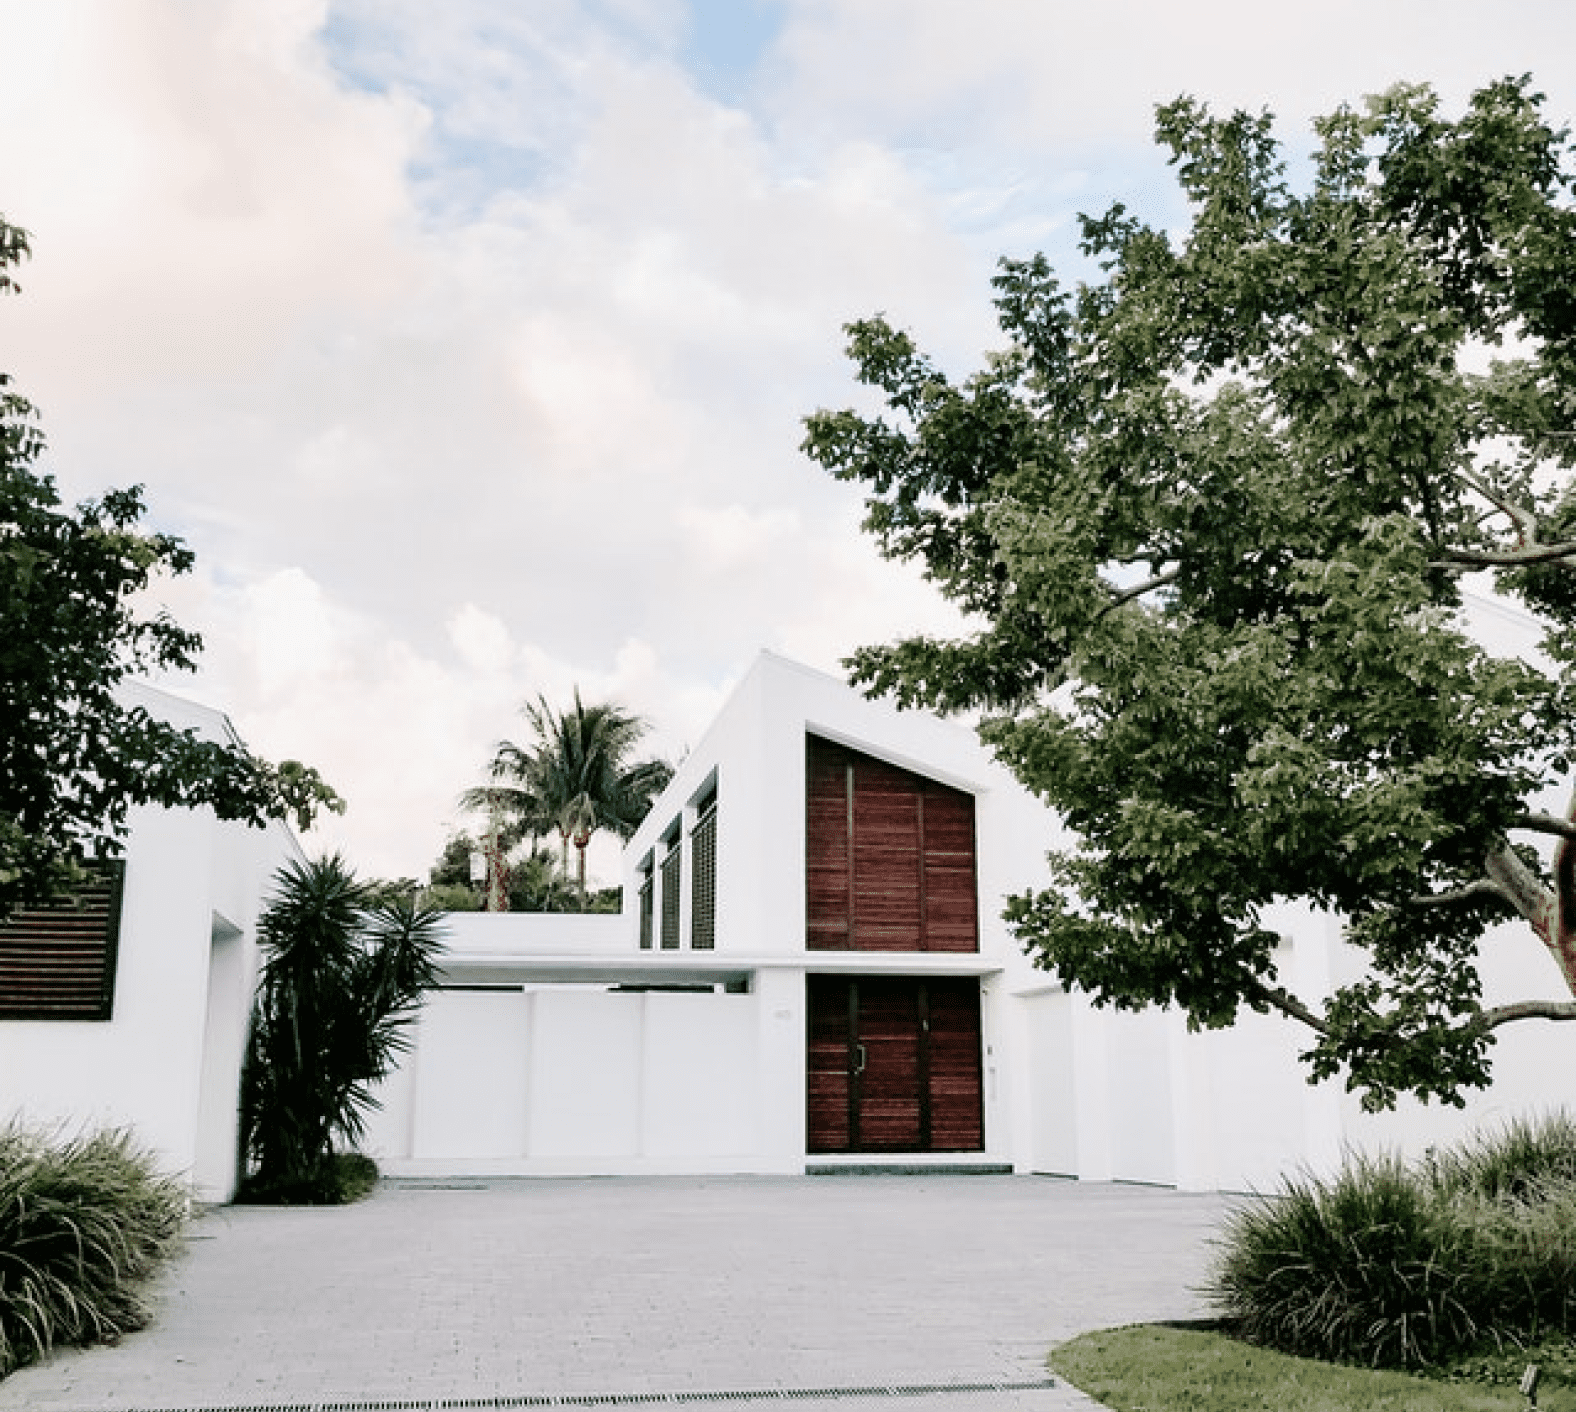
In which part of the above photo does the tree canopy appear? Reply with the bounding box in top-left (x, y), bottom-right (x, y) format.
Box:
top-left (802, 78), bottom-right (1576, 1108)
top-left (1, 216), bottom-right (341, 918)
top-left (462, 689), bottom-right (671, 908)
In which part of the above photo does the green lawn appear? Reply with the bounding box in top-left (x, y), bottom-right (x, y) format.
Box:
top-left (1050, 1325), bottom-right (1576, 1412)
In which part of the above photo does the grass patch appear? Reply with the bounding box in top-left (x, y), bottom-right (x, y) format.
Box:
top-left (0, 1123), bottom-right (187, 1378)
top-left (1051, 1324), bottom-right (1576, 1412)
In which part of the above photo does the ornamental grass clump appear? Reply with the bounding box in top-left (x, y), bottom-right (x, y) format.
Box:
top-left (1210, 1113), bottom-right (1576, 1370)
top-left (0, 1124), bottom-right (186, 1378)
top-left (1426, 1112), bottom-right (1576, 1204)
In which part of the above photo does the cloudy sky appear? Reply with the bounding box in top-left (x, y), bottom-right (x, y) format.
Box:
top-left (3, 1), bottom-right (1574, 883)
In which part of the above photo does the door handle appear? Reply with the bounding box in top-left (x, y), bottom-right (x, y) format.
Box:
top-left (853, 1043), bottom-right (867, 1076)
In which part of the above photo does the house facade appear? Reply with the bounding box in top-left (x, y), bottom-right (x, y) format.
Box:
top-left (0, 682), bottom-right (304, 1203)
top-left (6, 665), bottom-right (1566, 1197)
top-left (367, 651), bottom-right (1576, 1189)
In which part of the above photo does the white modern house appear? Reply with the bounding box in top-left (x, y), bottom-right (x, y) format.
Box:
top-left (0, 682), bottom-right (303, 1204)
top-left (364, 651), bottom-right (1576, 1190)
top-left (4, 658), bottom-right (1570, 1199)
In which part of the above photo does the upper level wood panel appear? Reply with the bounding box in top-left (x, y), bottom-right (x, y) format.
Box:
top-left (805, 736), bottom-right (978, 953)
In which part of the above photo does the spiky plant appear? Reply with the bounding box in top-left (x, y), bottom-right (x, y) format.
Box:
top-left (239, 855), bottom-right (445, 1203)
top-left (1211, 1114), bottom-right (1576, 1369)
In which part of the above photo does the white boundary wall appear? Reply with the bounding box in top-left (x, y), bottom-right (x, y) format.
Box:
top-left (0, 684), bottom-right (301, 1202)
top-left (364, 654), bottom-right (1576, 1189)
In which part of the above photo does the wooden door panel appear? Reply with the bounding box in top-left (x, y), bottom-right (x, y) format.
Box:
top-left (855, 980), bottom-right (923, 1150)
top-left (806, 977), bottom-right (853, 1152)
top-left (805, 976), bottom-right (982, 1154)
top-left (926, 978), bottom-right (984, 1151)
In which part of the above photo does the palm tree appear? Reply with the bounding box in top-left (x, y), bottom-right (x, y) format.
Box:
top-left (462, 690), bottom-right (672, 909)
top-left (239, 855), bottom-right (445, 1201)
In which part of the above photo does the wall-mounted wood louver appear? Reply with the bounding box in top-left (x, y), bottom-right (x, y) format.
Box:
top-left (806, 734), bottom-right (978, 953)
top-left (0, 862), bottom-right (126, 1021)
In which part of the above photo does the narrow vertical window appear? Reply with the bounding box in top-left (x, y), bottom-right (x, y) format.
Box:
top-left (690, 781), bottom-right (718, 951)
top-left (659, 823), bottom-right (682, 951)
top-left (637, 855), bottom-right (655, 950)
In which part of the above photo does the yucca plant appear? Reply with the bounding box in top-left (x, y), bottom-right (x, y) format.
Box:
top-left (0, 1124), bottom-right (186, 1377)
top-left (239, 855), bottom-right (445, 1203)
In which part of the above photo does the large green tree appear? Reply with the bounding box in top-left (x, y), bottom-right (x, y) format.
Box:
top-left (803, 78), bottom-right (1576, 1108)
top-left (462, 690), bottom-right (672, 908)
top-left (1, 216), bottom-right (340, 919)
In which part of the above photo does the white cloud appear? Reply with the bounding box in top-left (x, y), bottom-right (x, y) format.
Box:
top-left (772, 0), bottom-right (1576, 154)
top-left (448, 603), bottom-right (516, 677)
top-left (676, 503), bottom-right (801, 572)
top-left (9, 0), bottom-right (1576, 882)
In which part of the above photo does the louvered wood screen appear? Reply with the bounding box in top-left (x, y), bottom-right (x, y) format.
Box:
top-left (856, 978), bottom-right (924, 1149)
top-left (805, 736), bottom-right (978, 952)
top-left (690, 801), bottom-right (717, 950)
top-left (659, 837), bottom-right (682, 950)
top-left (806, 975), bottom-right (983, 1153)
top-left (0, 862), bottom-right (126, 1021)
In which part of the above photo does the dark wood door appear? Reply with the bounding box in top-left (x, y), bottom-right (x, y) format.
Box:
top-left (806, 976), bottom-right (983, 1153)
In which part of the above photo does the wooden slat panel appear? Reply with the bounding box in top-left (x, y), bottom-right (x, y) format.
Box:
top-left (659, 842), bottom-right (682, 950)
top-left (690, 805), bottom-right (717, 950)
top-left (806, 735), bottom-right (978, 954)
top-left (0, 864), bottom-right (125, 1021)
top-left (925, 978), bottom-right (984, 1151)
top-left (806, 975), bottom-right (984, 1155)
top-left (856, 978), bottom-right (922, 1150)
top-left (852, 757), bottom-right (922, 951)
top-left (920, 788), bottom-right (978, 953)
top-left (806, 976), bottom-right (853, 1152)
top-left (805, 740), bottom-right (851, 951)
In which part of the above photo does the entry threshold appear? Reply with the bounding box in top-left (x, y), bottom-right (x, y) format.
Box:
top-left (805, 1161), bottom-right (1014, 1176)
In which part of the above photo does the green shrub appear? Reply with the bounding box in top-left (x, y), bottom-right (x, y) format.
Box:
top-left (1209, 1113), bottom-right (1576, 1370)
top-left (0, 1124), bottom-right (187, 1378)
top-left (234, 1151), bottom-right (380, 1207)
top-left (1426, 1113), bottom-right (1576, 1204)
top-left (1211, 1155), bottom-right (1478, 1367)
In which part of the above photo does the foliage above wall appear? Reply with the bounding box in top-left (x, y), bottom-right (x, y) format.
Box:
top-left (805, 78), bottom-right (1576, 1107)
top-left (0, 216), bottom-right (342, 922)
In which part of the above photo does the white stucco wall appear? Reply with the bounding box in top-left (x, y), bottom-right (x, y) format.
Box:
top-left (0, 683), bottom-right (301, 1202)
top-left (369, 982), bottom-right (782, 1176)
top-left (363, 651), bottom-right (1576, 1190)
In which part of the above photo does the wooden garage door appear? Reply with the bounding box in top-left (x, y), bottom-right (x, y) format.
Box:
top-left (806, 736), bottom-right (977, 953)
top-left (806, 976), bottom-right (983, 1153)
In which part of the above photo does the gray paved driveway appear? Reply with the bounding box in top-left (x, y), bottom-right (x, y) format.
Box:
top-left (0, 1175), bottom-right (1231, 1412)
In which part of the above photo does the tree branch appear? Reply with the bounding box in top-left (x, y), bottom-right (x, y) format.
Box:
top-left (1244, 977), bottom-right (1332, 1036)
top-left (1478, 999), bottom-right (1576, 1029)
top-left (1432, 542), bottom-right (1576, 570)
top-left (1512, 812), bottom-right (1576, 842)
top-left (1408, 879), bottom-right (1514, 909)
top-left (1099, 566), bottom-right (1180, 616)
top-left (1459, 469), bottom-right (1542, 543)
top-left (1484, 843), bottom-right (1555, 937)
